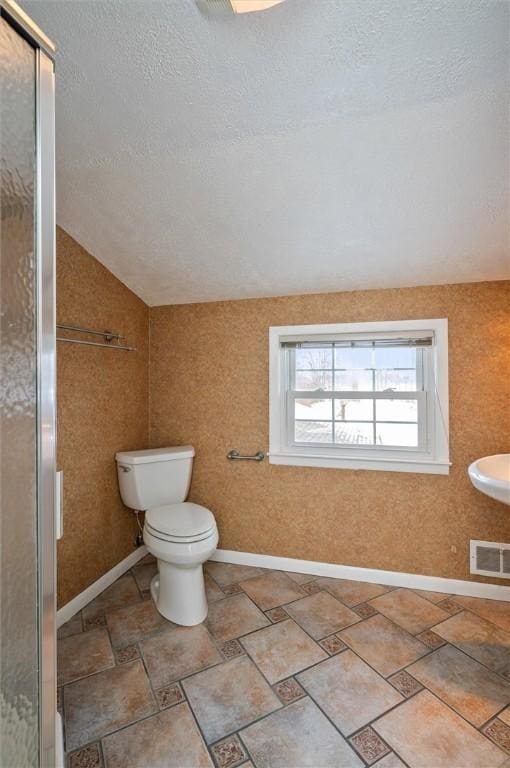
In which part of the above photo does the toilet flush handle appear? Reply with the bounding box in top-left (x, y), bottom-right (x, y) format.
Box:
top-left (119, 465), bottom-right (131, 472)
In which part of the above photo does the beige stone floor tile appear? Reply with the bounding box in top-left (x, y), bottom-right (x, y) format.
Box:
top-left (412, 589), bottom-right (452, 603)
top-left (182, 655), bottom-right (281, 743)
top-left (240, 619), bottom-right (327, 684)
top-left (204, 561), bottom-right (265, 586)
top-left (82, 574), bottom-right (142, 620)
top-left (415, 629), bottom-right (447, 649)
top-left (65, 660), bottom-right (157, 751)
top-left (500, 707), bottom-right (510, 726)
top-left (454, 597), bottom-right (510, 634)
top-left (57, 612), bottom-right (83, 639)
top-left (315, 577), bottom-right (392, 607)
top-left (298, 650), bottom-right (403, 735)
top-left (140, 622), bottom-right (222, 688)
top-left (369, 588), bottom-right (450, 634)
top-left (131, 561), bottom-right (158, 591)
top-left (408, 644), bottom-right (510, 726)
top-left (101, 703), bottom-right (213, 768)
top-left (240, 571), bottom-right (306, 610)
top-left (240, 696), bottom-right (363, 768)
top-left (106, 600), bottom-right (168, 648)
top-left (205, 573), bottom-right (225, 602)
top-left (374, 752), bottom-right (407, 768)
top-left (61, 559), bottom-right (510, 768)
top-left (433, 610), bottom-right (510, 678)
top-left (284, 590), bottom-right (361, 639)
top-left (283, 571), bottom-right (316, 584)
top-left (373, 689), bottom-right (507, 768)
top-left (339, 613), bottom-right (429, 677)
top-left (57, 627), bottom-right (114, 686)
top-left (205, 593), bottom-right (270, 642)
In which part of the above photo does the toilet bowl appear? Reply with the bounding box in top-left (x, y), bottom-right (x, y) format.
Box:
top-left (115, 446), bottom-right (218, 626)
top-left (143, 502), bottom-right (218, 625)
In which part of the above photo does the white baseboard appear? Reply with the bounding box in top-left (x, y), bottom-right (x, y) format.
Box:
top-left (211, 549), bottom-right (510, 602)
top-left (57, 546), bottom-right (148, 628)
top-left (56, 545), bottom-right (509, 629)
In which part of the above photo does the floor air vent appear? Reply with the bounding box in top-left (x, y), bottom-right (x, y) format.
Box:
top-left (470, 540), bottom-right (510, 578)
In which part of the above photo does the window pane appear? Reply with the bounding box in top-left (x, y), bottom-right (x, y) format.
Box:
top-left (334, 370), bottom-right (373, 391)
top-left (373, 347), bottom-right (416, 369)
top-left (295, 421), bottom-right (333, 443)
top-left (295, 398), bottom-right (332, 420)
top-left (295, 370), bottom-right (333, 391)
top-left (335, 399), bottom-right (374, 421)
top-left (334, 423), bottom-right (374, 445)
top-left (334, 347), bottom-right (372, 369)
top-left (375, 369), bottom-right (417, 391)
top-left (376, 399), bottom-right (417, 422)
top-left (296, 347), bottom-right (332, 370)
top-left (376, 423), bottom-right (418, 447)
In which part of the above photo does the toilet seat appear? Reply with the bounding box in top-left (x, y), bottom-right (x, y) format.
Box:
top-left (145, 502), bottom-right (216, 544)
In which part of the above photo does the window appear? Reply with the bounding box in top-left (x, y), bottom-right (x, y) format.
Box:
top-left (269, 319), bottom-right (449, 474)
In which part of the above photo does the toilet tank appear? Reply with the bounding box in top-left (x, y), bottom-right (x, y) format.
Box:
top-left (115, 446), bottom-right (195, 511)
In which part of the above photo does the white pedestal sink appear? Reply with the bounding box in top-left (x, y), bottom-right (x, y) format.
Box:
top-left (468, 454), bottom-right (510, 506)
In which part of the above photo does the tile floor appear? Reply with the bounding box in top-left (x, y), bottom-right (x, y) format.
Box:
top-left (58, 556), bottom-right (510, 768)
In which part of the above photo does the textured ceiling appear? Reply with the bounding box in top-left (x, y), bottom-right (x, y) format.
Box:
top-left (26, 0), bottom-right (509, 305)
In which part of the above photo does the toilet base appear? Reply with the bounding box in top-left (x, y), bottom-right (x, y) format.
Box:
top-left (150, 561), bottom-right (208, 626)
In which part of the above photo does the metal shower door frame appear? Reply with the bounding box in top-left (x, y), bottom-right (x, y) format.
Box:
top-left (0, 2), bottom-right (56, 765)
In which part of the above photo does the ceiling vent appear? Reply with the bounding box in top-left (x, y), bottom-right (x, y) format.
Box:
top-left (197, 0), bottom-right (286, 15)
top-left (470, 540), bottom-right (510, 579)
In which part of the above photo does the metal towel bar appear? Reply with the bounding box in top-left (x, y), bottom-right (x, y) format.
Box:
top-left (57, 323), bottom-right (124, 340)
top-left (56, 337), bottom-right (136, 351)
top-left (227, 449), bottom-right (265, 462)
top-left (56, 323), bottom-right (136, 352)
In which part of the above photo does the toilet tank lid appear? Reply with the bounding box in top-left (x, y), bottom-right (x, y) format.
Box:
top-left (115, 446), bottom-right (195, 465)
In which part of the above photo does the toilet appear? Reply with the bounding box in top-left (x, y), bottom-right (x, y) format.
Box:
top-left (115, 446), bottom-right (218, 626)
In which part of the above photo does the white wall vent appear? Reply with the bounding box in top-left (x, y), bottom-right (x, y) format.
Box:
top-left (470, 540), bottom-right (510, 579)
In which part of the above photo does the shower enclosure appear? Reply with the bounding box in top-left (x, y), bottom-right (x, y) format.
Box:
top-left (0, 2), bottom-right (56, 766)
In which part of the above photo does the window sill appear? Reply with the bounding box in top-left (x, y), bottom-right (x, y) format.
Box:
top-left (268, 452), bottom-right (451, 475)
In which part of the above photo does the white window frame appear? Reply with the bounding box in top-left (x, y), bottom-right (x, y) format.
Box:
top-left (269, 319), bottom-right (449, 474)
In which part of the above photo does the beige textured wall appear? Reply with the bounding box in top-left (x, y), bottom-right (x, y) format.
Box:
top-left (150, 281), bottom-right (510, 584)
top-left (56, 228), bottom-right (149, 606)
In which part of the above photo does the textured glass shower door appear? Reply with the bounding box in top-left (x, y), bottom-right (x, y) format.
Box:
top-left (0, 4), bottom-right (56, 766)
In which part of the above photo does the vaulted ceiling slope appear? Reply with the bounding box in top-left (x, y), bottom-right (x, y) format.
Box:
top-left (26, 0), bottom-right (509, 305)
